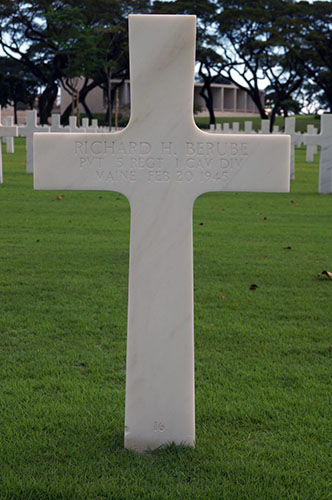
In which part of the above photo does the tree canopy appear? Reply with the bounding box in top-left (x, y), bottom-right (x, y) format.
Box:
top-left (0, 0), bottom-right (331, 125)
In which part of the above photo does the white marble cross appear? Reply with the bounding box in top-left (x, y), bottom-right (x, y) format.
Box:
top-left (34, 14), bottom-right (290, 453)
top-left (2, 116), bottom-right (16, 153)
top-left (223, 123), bottom-right (230, 133)
top-left (259, 120), bottom-right (270, 134)
top-left (69, 116), bottom-right (82, 132)
top-left (90, 119), bottom-right (99, 133)
top-left (50, 113), bottom-right (70, 133)
top-left (19, 110), bottom-right (50, 173)
top-left (284, 117), bottom-right (302, 181)
top-left (0, 110), bottom-right (18, 183)
top-left (232, 122), bottom-right (240, 133)
top-left (82, 117), bottom-right (90, 131)
top-left (305, 124), bottom-right (318, 162)
top-left (244, 121), bottom-right (254, 134)
top-left (303, 114), bottom-right (332, 193)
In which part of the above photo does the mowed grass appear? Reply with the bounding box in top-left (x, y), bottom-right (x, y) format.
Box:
top-left (0, 137), bottom-right (331, 500)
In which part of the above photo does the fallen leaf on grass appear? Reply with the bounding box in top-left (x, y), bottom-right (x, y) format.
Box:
top-left (249, 284), bottom-right (259, 290)
top-left (56, 195), bottom-right (62, 200)
top-left (320, 270), bottom-right (332, 279)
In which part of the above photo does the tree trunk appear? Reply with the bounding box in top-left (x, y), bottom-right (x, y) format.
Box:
top-left (14, 102), bottom-right (18, 124)
top-left (81, 98), bottom-right (93, 121)
top-left (269, 105), bottom-right (279, 132)
top-left (108, 68), bottom-right (112, 131)
top-left (61, 75), bottom-right (105, 124)
top-left (38, 82), bottom-right (58, 124)
top-left (199, 80), bottom-right (216, 126)
top-left (245, 89), bottom-right (267, 120)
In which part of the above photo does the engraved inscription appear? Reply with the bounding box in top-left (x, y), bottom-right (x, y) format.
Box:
top-left (154, 421), bottom-right (166, 432)
top-left (73, 139), bottom-right (249, 185)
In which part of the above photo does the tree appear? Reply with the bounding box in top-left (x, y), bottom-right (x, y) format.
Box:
top-left (288, 1), bottom-right (332, 113)
top-left (0, 57), bottom-right (39, 123)
top-left (0, 0), bottom-right (150, 124)
top-left (196, 47), bottom-right (228, 125)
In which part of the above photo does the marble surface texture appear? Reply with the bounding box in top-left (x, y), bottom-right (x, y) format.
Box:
top-left (34, 14), bottom-right (290, 452)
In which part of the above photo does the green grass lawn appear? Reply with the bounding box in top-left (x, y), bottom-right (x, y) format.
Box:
top-left (0, 137), bottom-right (331, 500)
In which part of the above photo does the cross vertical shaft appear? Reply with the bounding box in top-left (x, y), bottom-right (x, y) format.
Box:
top-left (125, 192), bottom-right (195, 451)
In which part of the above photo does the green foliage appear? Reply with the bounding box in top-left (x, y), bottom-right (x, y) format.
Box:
top-left (0, 57), bottom-right (39, 110)
top-left (291, 1), bottom-right (332, 111)
top-left (0, 0), bottom-right (150, 123)
top-left (44, 6), bottom-right (102, 79)
top-left (0, 135), bottom-right (331, 499)
top-left (1, 0), bottom-right (332, 125)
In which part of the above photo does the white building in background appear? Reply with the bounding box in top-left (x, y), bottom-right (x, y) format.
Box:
top-left (60, 78), bottom-right (263, 117)
top-left (194, 82), bottom-right (264, 116)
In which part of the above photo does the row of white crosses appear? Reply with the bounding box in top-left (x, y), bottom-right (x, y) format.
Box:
top-left (2, 117), bottom-right (15, 153)
top-left (16, 111), bottom-right (110, 174)
top-left (0, 108), bottom-right (18, 184)
top-left (210, 115), bottom-right (332, 192)
top-left (34, 14), bottom-right (290, 452)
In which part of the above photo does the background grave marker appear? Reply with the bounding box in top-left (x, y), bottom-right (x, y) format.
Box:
top-left (0, 109), bottom-right (18, 183)
top-left (305, 124), bottom-right (318, 162)
top-left (303, 114), bottom-right (332, 194)
top-left (50, 113), bottom-right (70, 133)
top-left (19, 110), bottom-right (50, 173)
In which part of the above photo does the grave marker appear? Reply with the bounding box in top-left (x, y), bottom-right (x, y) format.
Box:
top-left (0, 110), bottom-right (18, 183)
top-left (284, 117), bottom-right (302, 181)
top-left (259, 119), bottom-right (270, 134)
top-left (305, 125), bottom-right (318, 162)
top-left (19, 110), bottom-right (50, 173)
top-left (69, 116), bottom-right (82, 132)
top-left (232, 122), bottom-right (240, 133)
top-left (244, 121), bottom-right (254, 134)
top-left (303, 114), bottom-right (332, 194)
top-left (82, 117), bottom-right (89, 130)
top-left (50, 113), bottom-right (70, 133)
top-left (3, 116), bottom-right (15, 153)
top-left (34, 14), bottom-right (290, 452)
top-left (223, 122), bottom-right (230, 133)
top-left (90, 119), bottom-right (99, 133)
